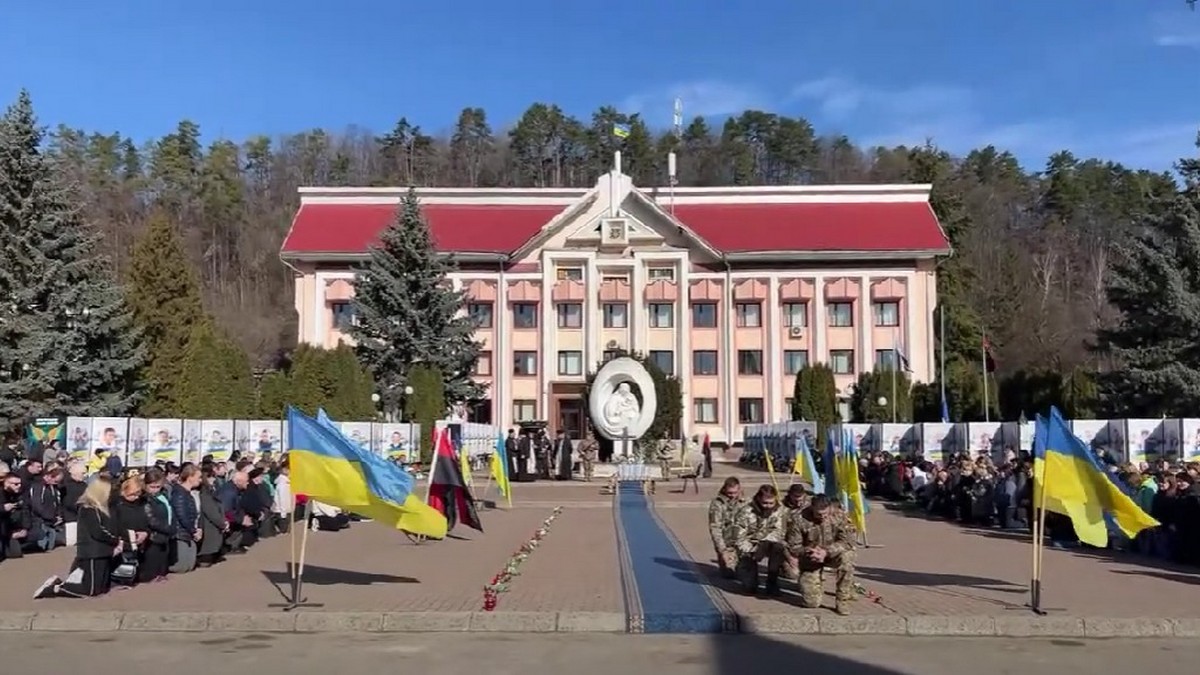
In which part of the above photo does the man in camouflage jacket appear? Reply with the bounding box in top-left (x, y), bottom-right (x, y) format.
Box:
top-left (779, 484), bottom-right (811, 582)
top-left (784, 493), bottom-right (857, 614)
top-left (706, 477), bottom-right (743, 577)
top-left (731, 484), bottom-right (786, 595)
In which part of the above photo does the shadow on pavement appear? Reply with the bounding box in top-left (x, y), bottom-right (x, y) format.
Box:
top-left (1111, 569), bottom-right (1200, 585)
top-left (711, 632), bottom-right (909, 674)
top-left (855, 565), bottom-right (1025, 593)
top-left (262, 563), bottom-right (418, 596)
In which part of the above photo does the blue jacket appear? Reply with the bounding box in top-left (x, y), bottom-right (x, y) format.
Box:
top-left (169, 482), bottom-right (200, 538)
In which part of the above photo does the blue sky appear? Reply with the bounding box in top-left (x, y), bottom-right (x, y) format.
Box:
top-left (1, 1), bottom-right (1197, 171)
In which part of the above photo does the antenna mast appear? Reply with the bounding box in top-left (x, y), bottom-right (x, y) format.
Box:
top-left (668, 97), bottom-right (682, 215)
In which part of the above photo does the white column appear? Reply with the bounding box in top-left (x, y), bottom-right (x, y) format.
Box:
top-left (677, 256), bottom-right (692, 436)
top-left (724, 275), bottom-right (735, 444)
top-left (766, 277), bottom-right (781, 422)
top-left (312, 275), bottom-right (327, 348)
top-left (813, 274), bottom-right (826, 365)
top-left (631, 259), bottom-right (646, 351)
top-left (859, 275), bottom-right (873, 373)
top-left (585, 256), bottom-right (599, 370)
top-left (495, 271), bottom-right (509, 430)
top-left (540, 252), bottom-right (554, 421)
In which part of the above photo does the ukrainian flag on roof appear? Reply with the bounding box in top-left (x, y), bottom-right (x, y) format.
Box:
top-left (1033, 407), bottom-right (1158, 548)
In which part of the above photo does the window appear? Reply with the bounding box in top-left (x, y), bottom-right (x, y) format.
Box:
top-left (513, 351), bottom-right (538, 376)
top-left (783, 350), bottom-right (809, 375)
top-left (647, 267), bottom-right (675, 281)
top-left (827, 302), bottom-right (854, 327)
top-left (873, 301), bottom-right (900, 327)
top-left (831, 349), bottom-right (855, 375)
top-left (602, 274), bottom-right (628, 283)
top-left (513, 399), bottom-right (537, 422)
top-left (691, 302), bottom-right (717, 328)
top-left (603, 349), bottom-right (621, 362)
top-left (556, 302), bottom-right (582, 328)
top-left (602, 303), bottom-right (627, 328)
top-left (648, 303), bottom-right (674, 328)
top-left (513, 302), bottom-right (538, 329)
top-left (784, 398), bottom-right (795, 420)
top-left (735, 302), bottom-right (762, 328)
top-left (556, 268), bottom-right (583, 281)
top-left (331, 302), bottom-right (356, 330)
top-left (737, 350), bottom-right (763, 376)
top-left (473, 351), bottom-right (492, 376)
top-left (876, 349), bottom-right (899, 370)
top-left (692, 350), bottom-right (718, 376)
top-left (467, 302), bottom-right (493, 329)
top-left (557, 350), bottom-right (583, 376)
top-left (693, 398), bottom-right (718, 424)
top-left (649, 350), bottom-right (675, 375)
top-left (738, 398), bottom-right (764, 424)
top-left (782, 302), bottom-right (808, 328)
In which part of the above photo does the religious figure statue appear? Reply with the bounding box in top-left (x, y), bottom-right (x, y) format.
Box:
top-left (603, 382), bottom-right (641, 432)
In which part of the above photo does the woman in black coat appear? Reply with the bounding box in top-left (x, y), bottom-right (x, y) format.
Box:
top-left (140, 468), bottom-right (177, 582)
top-left (196, 467), bottom-right (228, 566)
top-left (34, 478), bottom-right (123, 598)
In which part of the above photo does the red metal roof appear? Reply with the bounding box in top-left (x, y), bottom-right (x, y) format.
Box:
top-left (671, 202), bottom-right (948, 253)
top-left (281, 203), bottom-right (565, 255)
top-left (281, 198), bottom-right (948, 257)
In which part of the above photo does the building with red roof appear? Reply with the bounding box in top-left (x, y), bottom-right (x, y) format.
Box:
top-left (281, 161), bottom-right (949, 443)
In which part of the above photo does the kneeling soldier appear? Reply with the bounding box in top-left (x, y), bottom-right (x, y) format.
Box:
top-left (707, 477), bottom-right (743, 577)
top-left (784, 493), bottom-right (857, 614)
top-left (779, 484), bottom-right (811, 582)
top-left (732, 485), bottom-right (786, 595)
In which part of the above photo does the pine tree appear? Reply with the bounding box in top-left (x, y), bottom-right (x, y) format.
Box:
top-left (351, 189), bottom-right (482, 411)
top-left (849, 368), bottom-right (913, 422)
top-left (408, 363), bottom-right (445, 462)
top-left (323, 343), bottom-right (376, 420)
top-left (792, 364), bottom-right (839, 448)
top-left (126, 210), bottom-right (206, 416)
top-left (177, 323), bottom-right (255, 418)
top-left (1094, 185), bottom-right (1200, 417)
top-left (256, 371), bottom-right (290, 418)
top-left (0, 91), bottom-right (144, 422)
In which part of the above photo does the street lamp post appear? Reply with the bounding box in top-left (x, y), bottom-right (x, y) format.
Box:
top-left (403, 385), bottom-right (415, 455)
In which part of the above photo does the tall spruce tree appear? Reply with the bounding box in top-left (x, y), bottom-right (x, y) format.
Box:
top-left (351, 189), bottom-right (482, 411)
top-left (1094, 168), bottom-right (1200, 417)
top-left (0, 91), bottom-right (144, 421)
top-left (126, 210), bottom-right (206, 416)
top-left (176, 323), bottom-right (255, 418)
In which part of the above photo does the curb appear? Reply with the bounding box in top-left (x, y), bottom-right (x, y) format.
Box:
top-left (0, 611), bottom-right (1197, 637)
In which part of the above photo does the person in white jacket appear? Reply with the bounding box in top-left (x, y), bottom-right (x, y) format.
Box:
top-left (272, 466), bottom-right (292, 535)
top-left (309, 500), bottom-right (350, 532)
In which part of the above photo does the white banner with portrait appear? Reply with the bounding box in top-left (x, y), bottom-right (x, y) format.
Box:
top-left (66, 417), bottom-right (93, 462)
top-left (1124, 419), bottom-right (1162, 465)
top-left (127, 418), bottom-right (150, 467)
top-left (373, 423), bottom-right (416, 461)
top-left (967, 422), bottom-right (1003, 461)
top-left (90, 417), bottom-right (129, 466)
top-left (182, 420), bottom-right (203, 465)
top-left (842, 423), bottom-right (875, 454)
top-left (878, 423), bottom-right (920, 457)
top-left (920, 423), bottom-right (959, 463)
top-left (200, 420), bottom-right (235, 462)
top-left (1182, 419), bottom-right (1200, 462)
top-left (235, 420), bottom-right (283, 456)
top-left (147, 419), bottom-right (183, 465)
top-left (338, 422), bottom-right (373, 454)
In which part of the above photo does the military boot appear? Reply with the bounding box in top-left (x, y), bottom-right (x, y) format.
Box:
top-left (834, 597), bottom-right (851, 615)
top-left (763, 573), bottom-right (781, 596)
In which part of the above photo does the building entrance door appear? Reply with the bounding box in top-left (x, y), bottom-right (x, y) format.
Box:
top-left (556, 398), bottom-right (585, 440)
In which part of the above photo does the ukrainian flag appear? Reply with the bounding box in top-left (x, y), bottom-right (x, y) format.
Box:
top-left (839, 429), bottom-right (868, 535)
top-left (792, 433), bottom-right (824, 494)
top-left (491, 434), bottom-right (512, 506)
top-left (613, 123), bottom-right (631, 139)
top-left (288, 407), bottom-right (447, 539)
top-left (1034, 407), bottom-right (1158, 548)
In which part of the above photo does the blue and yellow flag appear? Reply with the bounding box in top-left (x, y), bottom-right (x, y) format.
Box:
top-left (613, 123), bottom-right (631, 139)
top-left (839, 430), bottom-right (868, 535)
top-left (491, 434), bottom-right (512, 506)
top-left (792, 433), bottom-right (824, 494)
top-left (1033, 407), bottom-right (1158, 548)
top-left (289, 407), bottom-right (447, 539)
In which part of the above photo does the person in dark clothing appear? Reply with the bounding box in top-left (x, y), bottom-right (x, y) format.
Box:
top-left (113, 474), bottom-right (152, 584)
top-left (218, 471), bottom-right (259, 552)
top-left (34, 478), bottom-right (123, 598)
top-left (196, 468), bottom-right (228, 567)
top-left (141, 468), bottom-right (176, 581)
top-left (249, 468), bottom-right (275, 539)
top-left (553, 430), bottom-right (573, 481)
top-left (26, 466), bottom-right (64, 552)
top-left (1, 472), bottom-right (30, 559)
top-left (169, 465), bottom-right (202, 573)
top-left (505, 430), bottom-right (519, 482)
top-left (61, 464), bottom-right (87, 526)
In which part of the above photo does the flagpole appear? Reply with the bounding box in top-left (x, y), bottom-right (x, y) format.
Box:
top-left (891, 366), bottom-right (898, 424)
top-left (939, 304), bottom-right (946, 419)
top-left (981, 335), bottom-right (991, 422)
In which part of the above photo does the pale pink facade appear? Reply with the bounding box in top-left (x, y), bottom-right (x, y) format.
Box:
top-left (287, 170), bottom-right (945, 444)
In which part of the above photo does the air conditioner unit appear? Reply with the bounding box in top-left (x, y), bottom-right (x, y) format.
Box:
top-left (788, 326), bottom-right (804, 339)
top-left (600, 218), bottom-right (628, 244)
top-left (606, 339), bottom-right (619, 349)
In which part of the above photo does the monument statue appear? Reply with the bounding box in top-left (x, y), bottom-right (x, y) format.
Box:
top-left (603, 382), bottom-right (641, 430)
top-left (588, 357), bottom-right (658, 458)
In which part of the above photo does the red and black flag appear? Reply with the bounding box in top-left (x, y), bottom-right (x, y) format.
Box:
top-left (428, 428), bottom-right (483, 532)
top-left (982, 336), bottom-right (997, 373)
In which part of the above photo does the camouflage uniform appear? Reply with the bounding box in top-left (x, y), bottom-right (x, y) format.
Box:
top-left (784, 505), bottom-right (857, 613)
top-left (578, 439), bottom-right (598, 481)
top-left (731, 500), bottom-right (786, 594)
top-left (707, 493), bottom-right (743, 575)
top-left (656, 445), bottom-right (674, 482)
top-left (779, 492), bottom-right (812, 581)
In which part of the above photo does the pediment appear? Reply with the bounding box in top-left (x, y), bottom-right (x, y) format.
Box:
top-left (564, 209), bottom-right (662, 244)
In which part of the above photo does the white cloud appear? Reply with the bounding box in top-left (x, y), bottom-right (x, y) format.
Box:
top-left (1150, 9), bottom-right (1200, 48)
top-left (620, 80), bottom-right (767, 123)
top-left (791, 76), bottom-right (972, 121)
top-left (1087, 123), bottom-right (1199, 169)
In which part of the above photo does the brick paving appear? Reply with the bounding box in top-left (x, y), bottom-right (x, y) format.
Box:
top-left (1, 469), bottom-right (1196, 619)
